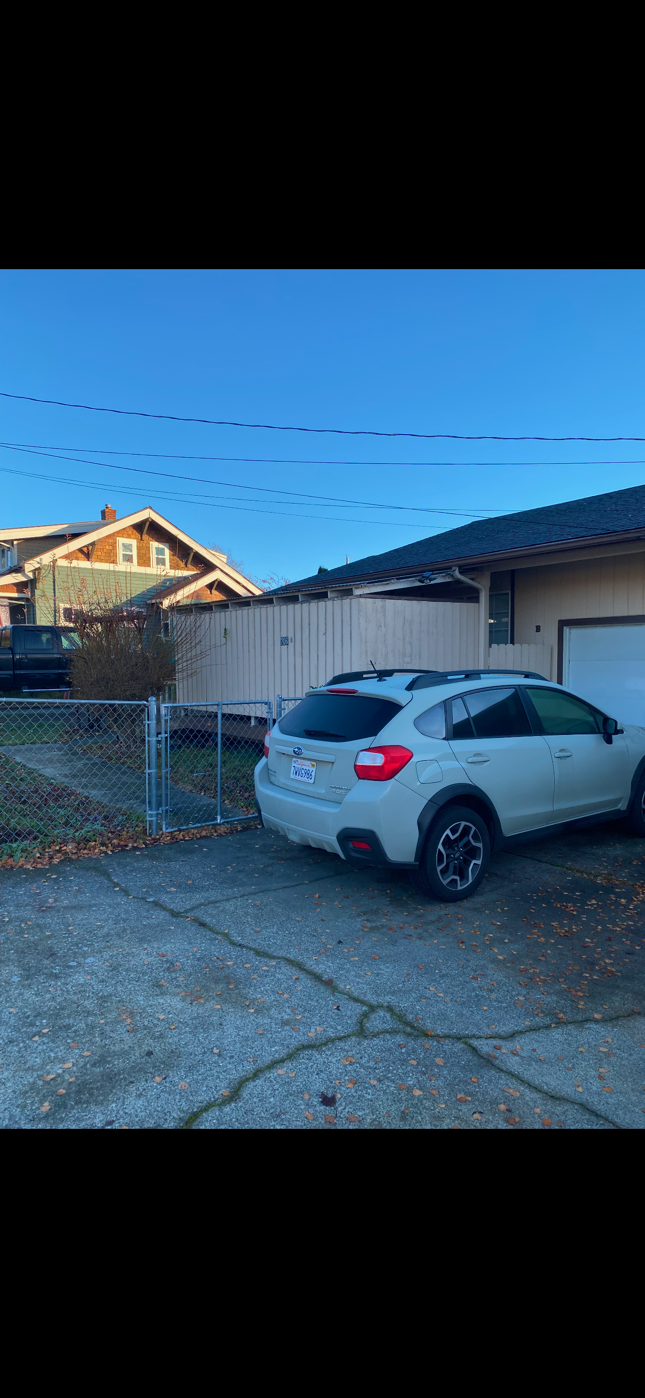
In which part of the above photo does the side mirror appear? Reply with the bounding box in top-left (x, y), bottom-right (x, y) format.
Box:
top-left (603, 716), bottom-right (618, 745)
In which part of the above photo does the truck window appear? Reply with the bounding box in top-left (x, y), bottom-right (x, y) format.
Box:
top-left (0, 628), bottom-right (11, 647)
top-left (23, 630), bottom-right (56, 652)
top-left (60, 630), bottom-right (80, 650)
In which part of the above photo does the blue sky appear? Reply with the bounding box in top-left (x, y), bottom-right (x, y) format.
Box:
top-left (1, 268), bottom-right (643, 585)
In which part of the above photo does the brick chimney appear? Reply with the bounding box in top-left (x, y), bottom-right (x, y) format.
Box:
top-left (101, 504), bottom-right (117, 521)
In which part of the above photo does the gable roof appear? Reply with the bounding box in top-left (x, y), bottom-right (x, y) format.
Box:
top-left (274, 483), bottom-right (645, 593)
top-left (0, 506), bottom-right (261, 599)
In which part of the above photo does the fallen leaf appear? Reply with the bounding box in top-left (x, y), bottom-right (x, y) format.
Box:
top-left (178, 1082), bottom-right (189, 1089)
top-left (471, 1077), bottom-right (479, 1083)
top-left (457, 1094), bottom-right (471, 1102)
top-left (221, 1089), bottom-right (231, 1097)
top-left (347, 1114), bottom-right (360, 1122)
top-left (325, 1114), bottom-right (335, 1124)
top-left (435, 1058), bottom-right (445, 1065)
top-left (153, 1076), bottom-right (163, 1083)
top-left (593, 1013), bottom-right (603, 1019)
top-left (506, 1116), bottom-right (520, 1126)
top-left (542, 1118), bottom-right (552, 1126)
top-left (57, 1089), bottom-right (66, 1096)
top-left (69, 1042), bottom-right (78, 1049)
top-left (340, 1056), bottom-right (355, 1065)
top-left (602, 1086), bottom-right (613, 1093)
top-left (505, 1088), bottom-right (521, 1097)
top-left (304, 1111), bottom-right (314, 1120)
top-left (43, 1074), bottom-right (56, 1082)
top-left (498, 1103), bottom-right (509, 1112)
top-left (81, 1051), bottom-right (91, 1057)
top-left (412, 1088), bottom-right (423, 1097)
top-left (61, 1062), bottom-right (73, 1069)
top-left (397, 1084), bottom-right (407, 1091)
top-left (40, 1103), bottom-right (50, 1112)
top-left (472, 1111), bottom-right (482, 1120)
top-left (429, 1088), bottom-right (439, 1095)
top-left (303, 1092), bottom-right (310, 1100)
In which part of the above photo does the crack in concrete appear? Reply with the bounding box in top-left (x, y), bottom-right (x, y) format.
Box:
top-left (81, 858), bottom-right (638, 1130)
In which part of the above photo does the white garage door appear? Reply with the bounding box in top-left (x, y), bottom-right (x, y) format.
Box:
top-left (565, 623), bottom-right (645, 726)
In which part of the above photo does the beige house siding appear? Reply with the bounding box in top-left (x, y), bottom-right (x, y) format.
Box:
top-left (178, 596), bottom-right (480, 707)
top-left (513, 550), bottom-right (645, 664)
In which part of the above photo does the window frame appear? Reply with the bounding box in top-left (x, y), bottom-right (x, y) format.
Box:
top-left (151, 542), bottom-right (170, 571)
top-left (117, 537), bottom-right (137, 566)
top-left (488, 590), bottom-right (511, 646)
top-left (446, 685), bottom-right (539, 740)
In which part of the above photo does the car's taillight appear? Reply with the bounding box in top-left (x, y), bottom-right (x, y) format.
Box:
top-left (354, 745), bottom-right (413, 781)
top-left (263, 732), bottom-right (270, 759)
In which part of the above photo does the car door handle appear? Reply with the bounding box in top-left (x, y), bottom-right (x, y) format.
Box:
top-left (466, 754), bottom-right (490, 764)
top-left (554, 749), bottom-right (572, 758)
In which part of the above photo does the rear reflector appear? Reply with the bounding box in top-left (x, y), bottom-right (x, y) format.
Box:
top-left (354, 745), bottom-right (413, 781)
top-left (350, 839), bottom-right (372, 850)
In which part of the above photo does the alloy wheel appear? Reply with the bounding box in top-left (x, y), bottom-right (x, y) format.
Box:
top-left (435, 819), bottom-right (483, 890)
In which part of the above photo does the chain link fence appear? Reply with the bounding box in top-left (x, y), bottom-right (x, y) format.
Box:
top-left (160, 700), bottom-right (272, 833)
top-left (0, 695), bottom-right (279, 857)
top-left (0, 698), bottom-right (149, 860)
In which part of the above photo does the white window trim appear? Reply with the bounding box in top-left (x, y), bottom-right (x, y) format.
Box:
top-left (151, 543), bottom-right (170, 570)
top-left (117, 537), bottom-right (137, 565)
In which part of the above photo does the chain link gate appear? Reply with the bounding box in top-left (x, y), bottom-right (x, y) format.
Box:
top-left (0, 697), bottom-right (150, 859)
top-left (158, 700), bottom-right (272, 834)
top-left (1, 693), bottom-right (300, 856)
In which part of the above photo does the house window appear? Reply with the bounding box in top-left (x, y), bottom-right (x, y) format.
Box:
top-left (489, 591), bottom-right (510, 646)
top-left (0, 546), bottom-right (15, 570)
top-left (152, 543), bottom-right (170, 570)
top-left (117, 538), bottom-right (137, 565)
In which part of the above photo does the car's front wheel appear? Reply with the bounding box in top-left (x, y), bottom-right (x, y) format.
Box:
top-left (409, 805), bottom-right (490, 901)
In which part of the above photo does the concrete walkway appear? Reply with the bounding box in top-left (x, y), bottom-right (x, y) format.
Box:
top-left (0, 742), bottom-right (244, 827)
top-left (1, 819), bottom-right (644, 1129)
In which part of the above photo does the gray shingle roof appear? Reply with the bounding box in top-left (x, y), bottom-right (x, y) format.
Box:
top-left (274, 483), bottom-right (645, 592)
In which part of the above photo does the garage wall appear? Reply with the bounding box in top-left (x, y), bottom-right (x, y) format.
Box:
top-left (177, 596), bottom-right (480, 706)
top-left (514, 550), bottom-right (645, 656)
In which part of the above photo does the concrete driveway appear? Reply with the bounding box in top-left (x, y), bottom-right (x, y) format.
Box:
top-left (1, 819), bottom-right (644, 1129)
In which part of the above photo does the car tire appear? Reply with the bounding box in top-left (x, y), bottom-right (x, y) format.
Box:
top-left (624, 772), bottom-right (645, 837)
top-left (408, 804), bottom-right (490, 902)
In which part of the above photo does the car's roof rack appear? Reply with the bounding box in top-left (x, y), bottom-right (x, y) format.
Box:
top-left (406, 669), bottom-right (547, 691)
top-left (326, 669), bottom-right (438, 685)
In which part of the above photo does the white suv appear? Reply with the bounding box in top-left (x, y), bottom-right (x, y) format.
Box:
top-left (255, 668), bottom-right (645, 901)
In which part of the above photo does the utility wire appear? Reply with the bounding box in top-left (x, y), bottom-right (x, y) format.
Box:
top-left (1, 391), bottom-right (643, 441)
top-left (3, 440), bottom-right (644, 467)
top-left (0, 462), bottom-right (458, 530)
top-left (0, 444), bottom-right (501, 518)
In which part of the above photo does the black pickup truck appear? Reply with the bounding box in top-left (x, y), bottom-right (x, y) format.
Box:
top-left (0, 624), bottom-right (78, 693)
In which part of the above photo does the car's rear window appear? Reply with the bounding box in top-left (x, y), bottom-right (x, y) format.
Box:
top-left (278, 694), bottom-right (401, 742)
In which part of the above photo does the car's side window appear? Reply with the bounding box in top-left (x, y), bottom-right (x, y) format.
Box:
top-left (414, 701), bottom-right (446, 738)
top-left (462, 687), bottom-right (532, 739)
top-left (450, 696), bottom-right (475, 739)
top-left (525, 687), bottom-right (602, 735)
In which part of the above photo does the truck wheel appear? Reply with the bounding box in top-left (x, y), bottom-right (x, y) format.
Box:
top-left (408, 805), bottom-right (490, 902)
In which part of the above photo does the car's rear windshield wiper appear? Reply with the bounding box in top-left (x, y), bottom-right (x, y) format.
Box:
top-left (303, 729), bottom-right (346, 740)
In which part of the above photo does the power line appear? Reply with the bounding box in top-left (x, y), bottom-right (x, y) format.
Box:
top-left (0, 462), bottom-right (458, 530)
top-left (0, 444), bottom-right (503, 518)
top-left (3, 440), bottom-right (644, 467)
top-left (1, 391), bottom-right (643, 441)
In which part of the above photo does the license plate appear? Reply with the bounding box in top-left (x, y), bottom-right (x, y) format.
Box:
top-left (290, 758), bottom-right (316, 784)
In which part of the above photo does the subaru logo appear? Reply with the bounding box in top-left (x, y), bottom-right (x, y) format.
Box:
top-left (292, 746), bottom-right (303, 756)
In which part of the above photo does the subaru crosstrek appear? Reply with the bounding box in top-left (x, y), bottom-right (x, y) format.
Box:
top-left (254, 668), bottom-right (645, 901)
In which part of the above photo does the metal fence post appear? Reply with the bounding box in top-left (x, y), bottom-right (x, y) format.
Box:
top-left (147, 695), bottom-right (159, 835)
top-left (275, 695), bottom-right (282, 723)
top-left (267, 699), bottom-right (273, 731)
top-left (216, 702), bottom-right (222, 824)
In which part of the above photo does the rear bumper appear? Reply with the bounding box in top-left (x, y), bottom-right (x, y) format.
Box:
top-left (255, 759), bottom-right (424, 862)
